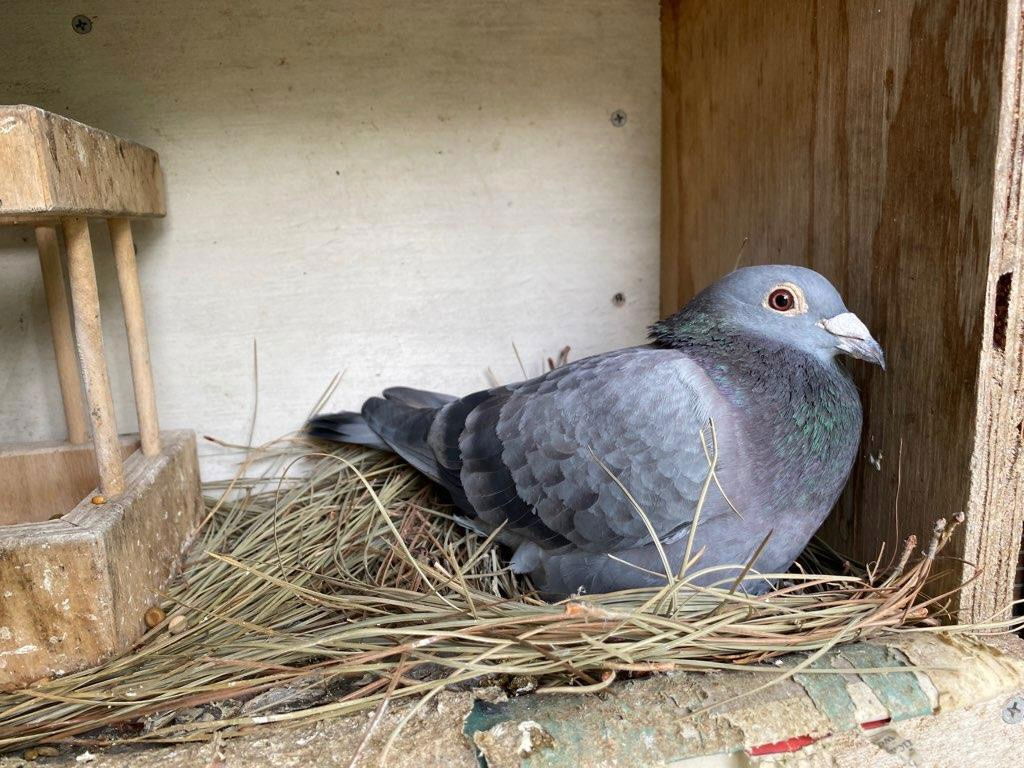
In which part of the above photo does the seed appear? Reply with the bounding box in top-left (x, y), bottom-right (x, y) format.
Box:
top-left (36, 746), bottom-right (59, 757)
top-left (90, 495), bottom-right (106, 505)
top-left (167, 615), bottom-right (188, 634)
top-left (24, 748), bottom-right (39, 761)
top-left (144, 607), bottom-right (166, 628)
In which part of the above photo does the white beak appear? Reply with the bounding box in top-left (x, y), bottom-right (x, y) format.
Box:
top-left (819, 312), bottom-right (885, 369)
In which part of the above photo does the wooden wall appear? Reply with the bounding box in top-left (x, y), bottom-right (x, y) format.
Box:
top-left (661, 0), bottom-right (1024, 620)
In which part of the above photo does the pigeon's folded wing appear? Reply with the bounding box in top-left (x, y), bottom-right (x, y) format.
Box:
top-left (433, 347), bottom-right (728, 553)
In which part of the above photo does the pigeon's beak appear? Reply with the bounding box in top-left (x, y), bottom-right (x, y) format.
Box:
top-left (820, 312), bottom-right (885, 369)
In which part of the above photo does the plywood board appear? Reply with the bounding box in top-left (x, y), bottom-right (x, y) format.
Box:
top-left (661, 0), bottom-right (1024, 620)
top-left (0, 1), bottom-right (661, 486)
top-left (0, 437), bottom-right (138, 525)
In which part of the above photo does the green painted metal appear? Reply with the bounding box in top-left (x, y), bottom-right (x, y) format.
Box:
top-left (839, 643), bottom-right (933, 721)
top-left (463, 643), bottom-right (934, 766)
top-left (792, 654), bottom-right (859, 730)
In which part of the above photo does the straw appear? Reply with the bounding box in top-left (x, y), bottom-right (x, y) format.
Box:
top-left (0, 438), bottom-right (1013, 753)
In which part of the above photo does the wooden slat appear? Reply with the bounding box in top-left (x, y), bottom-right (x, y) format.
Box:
top-left (63, 216), bottom-right (125, 497)
top-left (35, 225), bottom-right (89, 444)
top-left (661, 0), bottom-right (1024, 619)
top-left (109, 218), bottom-right (161, 457)
top-left (0, 437), bottom-right (139, 525)
top-left (961, 1), bottom-right (1024, 623)
top-left (0, 105), bottom-right (164, 222)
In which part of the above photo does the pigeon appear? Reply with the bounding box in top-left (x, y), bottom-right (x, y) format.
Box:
top-left (308, 265), bottom-right (884, 597)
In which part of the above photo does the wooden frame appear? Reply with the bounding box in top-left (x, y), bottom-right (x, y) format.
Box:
top-left (661, 0), bottom-right (1024, 621)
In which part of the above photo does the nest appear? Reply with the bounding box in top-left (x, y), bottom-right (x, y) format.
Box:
top-left (0, 438), bottom-right (1001, 754)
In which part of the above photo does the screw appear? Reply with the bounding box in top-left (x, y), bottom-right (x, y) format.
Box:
top-left (72, 15), bottom-right (92, 34)
top-left (610, 109), bottom-right (627, 127)
top-left (612, 292), bottom-right (626, 307)
top-left (1003, 694), bottom-right (1024, 724)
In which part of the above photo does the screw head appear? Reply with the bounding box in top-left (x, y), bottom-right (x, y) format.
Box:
top-left (72, 15), bottom-right (92, 34)
top-left (610, 109), bottom-right (627, 127)
top-left (1002, 694), bottom-right (1024, 724)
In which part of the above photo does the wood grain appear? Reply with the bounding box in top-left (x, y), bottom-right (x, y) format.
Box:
top-left (961, 1), bottom-right (1024, 623)
top-left (109, 218), bottom-right (161, 457)
top-left (63, 216), bottom-right (125, 497)
top-left (35, 225), bottom-right (89, 444)
top-left (661, 0), bottom-right (1024, 618)
top-left (0, 437), bottom-right (138, 525)
top-left (0, 430), bottom-right (201, 685)
top-left (0, 104), bottom-right (165, 222)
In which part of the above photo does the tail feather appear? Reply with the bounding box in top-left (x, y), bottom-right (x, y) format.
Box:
top-left (306, 386), bottom-right (456, 486)
top-left (361, 397), bottom-right (441, 481)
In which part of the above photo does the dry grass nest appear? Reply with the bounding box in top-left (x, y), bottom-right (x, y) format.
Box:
top-left (0, 433), bottom-right (1016, 754)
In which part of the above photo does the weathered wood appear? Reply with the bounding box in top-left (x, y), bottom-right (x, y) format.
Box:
top-left (63, 216), bottom-right (125, 497)
top-left (962, 2), bottom-right (1024, 624)
top-left (0, 437), bottom-right (139, 526)
top-left (109, 218), bottom-right (161, 457)
top-left (34, 225), bottom-right (89, 445)
top-left (0, 430), bottom-right (201, 685)
top-left (660, 0), bottom-right (1024, 620)
top-left (0, 105), bottom-right (165, 222)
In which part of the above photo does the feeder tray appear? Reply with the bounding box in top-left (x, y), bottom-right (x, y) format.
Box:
top-left (0, 105), bottom-right (201, 685)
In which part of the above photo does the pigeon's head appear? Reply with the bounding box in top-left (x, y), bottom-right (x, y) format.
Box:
top-left (659, 265), bottom-right (885, 369)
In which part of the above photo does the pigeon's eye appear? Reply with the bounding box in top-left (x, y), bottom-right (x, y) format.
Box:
top-left (767, 288), bottom-right (796, 312)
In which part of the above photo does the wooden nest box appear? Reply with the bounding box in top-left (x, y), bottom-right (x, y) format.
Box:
top-left (0, 106), bottom-right (201, 685)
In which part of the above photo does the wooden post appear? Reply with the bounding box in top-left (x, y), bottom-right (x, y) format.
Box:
top-left (35, 225), bottom-right (89, 444)
top-left (62, 216), bottom-right (125, 496)
top-left (108, 218), bottom-right (160, 456)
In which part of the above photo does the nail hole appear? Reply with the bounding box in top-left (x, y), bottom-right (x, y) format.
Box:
top-left (994, 271), bottom-right (1012, 352)
top-left (612, 292), bottom-right (626, 307)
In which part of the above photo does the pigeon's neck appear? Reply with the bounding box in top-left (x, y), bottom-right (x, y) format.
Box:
top-left (651, 311), bottom-right (862, 463)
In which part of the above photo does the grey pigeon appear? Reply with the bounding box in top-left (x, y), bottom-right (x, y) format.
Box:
top-left (308, 266), bottom-right (884, 597)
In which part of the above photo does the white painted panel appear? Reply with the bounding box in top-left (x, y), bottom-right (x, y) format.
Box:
top-left (0, 1), bottom-right (660, 478)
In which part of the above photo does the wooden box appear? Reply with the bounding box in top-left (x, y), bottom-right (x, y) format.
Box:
top-left (0, 106), bottom-right (200, 684)
top-left (0, 432), bottom-right (200, 683)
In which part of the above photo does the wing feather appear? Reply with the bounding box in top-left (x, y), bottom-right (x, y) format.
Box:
top-left (435, 347), bottom-right (723, 553)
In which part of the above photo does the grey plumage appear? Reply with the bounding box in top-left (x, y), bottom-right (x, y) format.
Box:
top-left (307, 265), bottom-right (884, 597)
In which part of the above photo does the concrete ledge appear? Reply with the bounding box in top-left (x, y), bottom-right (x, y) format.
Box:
top-left (466, 633), bottom-right (1024, 767)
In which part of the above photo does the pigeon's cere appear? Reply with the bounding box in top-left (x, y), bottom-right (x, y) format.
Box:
top-left (308, 265), bottom-right (884, 598)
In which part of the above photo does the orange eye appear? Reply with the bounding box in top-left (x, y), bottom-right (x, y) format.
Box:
top-left (768, 288), bottom-right (796, 312)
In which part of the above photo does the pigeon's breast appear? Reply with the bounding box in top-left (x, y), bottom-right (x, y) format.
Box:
top-left (721, 356), bottom-right (862, 524)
